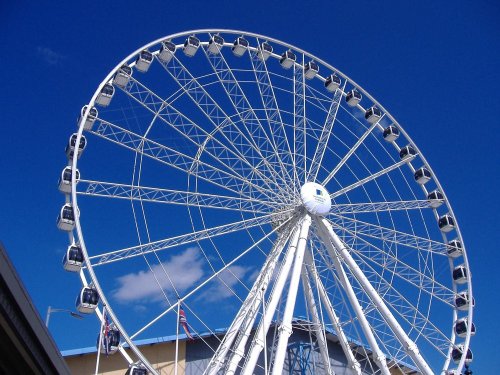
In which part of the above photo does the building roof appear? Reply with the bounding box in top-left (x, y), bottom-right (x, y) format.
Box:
top-left (0, 242), bottom-right (71, 374)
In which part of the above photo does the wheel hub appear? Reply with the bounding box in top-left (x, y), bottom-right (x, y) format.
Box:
top-left (300, 182), bottom-right (331, 216)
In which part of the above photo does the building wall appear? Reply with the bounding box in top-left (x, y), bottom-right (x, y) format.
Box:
top-left (64, 330), bottom-right (413, 374)
top-left (65, 341), bottom-right (186, 375)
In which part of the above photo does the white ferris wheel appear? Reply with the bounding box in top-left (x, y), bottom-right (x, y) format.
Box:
top-left (58, 29), bottom-right (474, 375)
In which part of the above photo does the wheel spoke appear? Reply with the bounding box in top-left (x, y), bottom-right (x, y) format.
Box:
top-left (329, 155), bottom-right (417, 199)
top-left (293, 56), bottom-right (307, 185)
top-left (249, 41), bottom-right (295, 190)
top-left (331, 199), bottom-right (437, 215)
top-left (155, 50), bottom-right (288, 195)
top-left (347, 236), bottom-right (455, 306)
top-left (88, 210), bottom-right (293, 267)
top-left (90, 118), bottom-right (278, 202)
top-left (119, 75), bottom-right (283, 194)
top-left (201, 35), bottom-right (295, 196)
top-left (77, 179), bottom-right (273, 213)
top-left (308, 80), bottom-right (346, 182)
top-left (329, 214), bottom-right (449, 255)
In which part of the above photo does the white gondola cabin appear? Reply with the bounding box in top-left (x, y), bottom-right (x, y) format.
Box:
top-left (451, 344), bottom-right (473, 365)
top-left (345, 89), bottom-right (362, 107)
top-left (158, 40), bottom-right (176, 63)
top-left (63, 243), bottom-right (84, 272)
top-left (58, 166), bottom-right (80, 194)
top-left (65, 133), bottom-right (87, 160)
top-left (325, 74), bottom-right (341, 92)
top-left (280, 50), bottom-right (296, 69)
top-left (453, 265), bottom-right (468, 284)
top-left (399, 145), bottom-right (416, 161)
top-left (304, 61), bottom-right (319, 79)
top-left (97, 325), bottom-right (120, 354)
top-left (454, 318), bottom-right (476, 338)
top-left (57, 203), bottom-right (76, 231)
top-left (78, 105), bottom-right (98, 131)
top-left (438, 213), bottom-right (455, 232)
top-left (76, 286), bottom-right (99, 314)
top-left (113, 65), bottom-right (132, 88)
top-left (135, 50), bottom-right (153, 73)
top-left (383, 125), bottom-right (399, 142)
top-left (427, 190), bottom-right (444, 208)
top-left (447, 239), bottom-right (463, 258)
top-left (365, 106), bottom-right (383, 124)
top-left (414, 167), bottom-right (431, 185)
top-left (455, 290), bottom-right (474, 311)
top-left (126, 365), bottom-right (148, 375)
top-left (183, 36), bottom-right (200, 57)
top-left (257, 41), bottom-right (273, 61)
top-left (208, 34), bottom-right (224, 54)
top-left (232, 37), bottom-right (248, 57)
top-left (95, 84), bottom-right (115, 107)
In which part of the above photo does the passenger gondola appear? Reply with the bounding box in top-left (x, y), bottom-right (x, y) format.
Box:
top-left (97, 325), bottom-right (120, 354)
top-left (345, 89), bottom-right (362, 107)
top-left (158, 40), bottom-right (176, 63)
top-left (438, 213), bottom-right (455, 232)
top-left (304, 61), bottom-right (319, 79)
top-left (383, 125), bottom-right (399, 142)
top-left (399, 145), bottom-right (416, 161)
top-left (78, 105), bottom-right (98, 131)
top-left (62, 243), bottom-right (84, 272)
top-left (76, 286), bottom-right (99, 314)
top-left (113, 65), bottom-right (132, 87)
top-left (454, 290), bottom-right (474, 311)
top-left (427, 190), bottom-right (444, 208)
top-left (65, 133), bottom-right (87, 159)
top-left (325, 74), bottom-right (341, 92)
top-left (135, 50), bottom-right (153, 73)
top-left (447, 239), bottom-right (463, 258)
top-left (58, 166), bottom-right (80, 194)
top-left (414, 167), bottom-right (431, 185)
top-left (451, 344), bottom-right (473, 364)
top-left (365, 106), bottom-right (382, 124)
top-left (208, 34), bottom-right (224, 54)
top-left (126, 364), bottom-right (148, 375)
top-left (95, 84), bottom-right (115, 107)
top-left (454, 318), bottom-right (476, 338)
top-left (183, 35), bottom-right (200, 57)
top-left (453, 265), bottom-right (468, 284)
top-left (257, 41), bottom-right (273, 61)
top-left (232, 36), bottom-right (249, 57)
top-left (57, 203), bottom-right (76, 231)
top-left (280, 50), bottom-right (296, 69)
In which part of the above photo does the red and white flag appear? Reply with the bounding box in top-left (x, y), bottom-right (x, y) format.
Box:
top-left (179, 306), bottom-right (194, 341)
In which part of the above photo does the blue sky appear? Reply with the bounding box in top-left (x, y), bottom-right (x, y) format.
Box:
top-left (0, 0), bottom-right (498, 373)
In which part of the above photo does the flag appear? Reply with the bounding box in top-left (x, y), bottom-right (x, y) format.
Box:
top-left (179, 306), bottom-right (194, 341)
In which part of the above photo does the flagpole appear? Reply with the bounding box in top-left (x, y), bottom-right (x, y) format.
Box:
top-left (95, 305), bottom-right (105, 375)
top-left (175, 300), bottom-right (180, 375)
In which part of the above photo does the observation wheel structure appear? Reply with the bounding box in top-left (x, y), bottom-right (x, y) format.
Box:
top-left (58, 30), bottom-right (474, 374)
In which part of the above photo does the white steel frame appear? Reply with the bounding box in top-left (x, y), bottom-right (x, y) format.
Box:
top-left (60, 29), bottom-right (474, 375)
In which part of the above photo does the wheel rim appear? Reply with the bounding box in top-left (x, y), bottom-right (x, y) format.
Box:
top-left (64, 29), bottom-right (473, 374)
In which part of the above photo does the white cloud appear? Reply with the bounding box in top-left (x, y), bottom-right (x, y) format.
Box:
top-left (36, 46), bottom-right (66, 66)
top-left (201, 265), bottom-right (254, 302)
top-left (112, 247), bottom-right (204, 304)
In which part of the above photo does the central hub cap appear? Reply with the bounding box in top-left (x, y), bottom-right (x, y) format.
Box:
top-left (300, 182), bottom-right (331, 216)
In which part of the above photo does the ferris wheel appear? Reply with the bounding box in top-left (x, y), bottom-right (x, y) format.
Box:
top-left (57, 29), bottom-right (474, 374)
